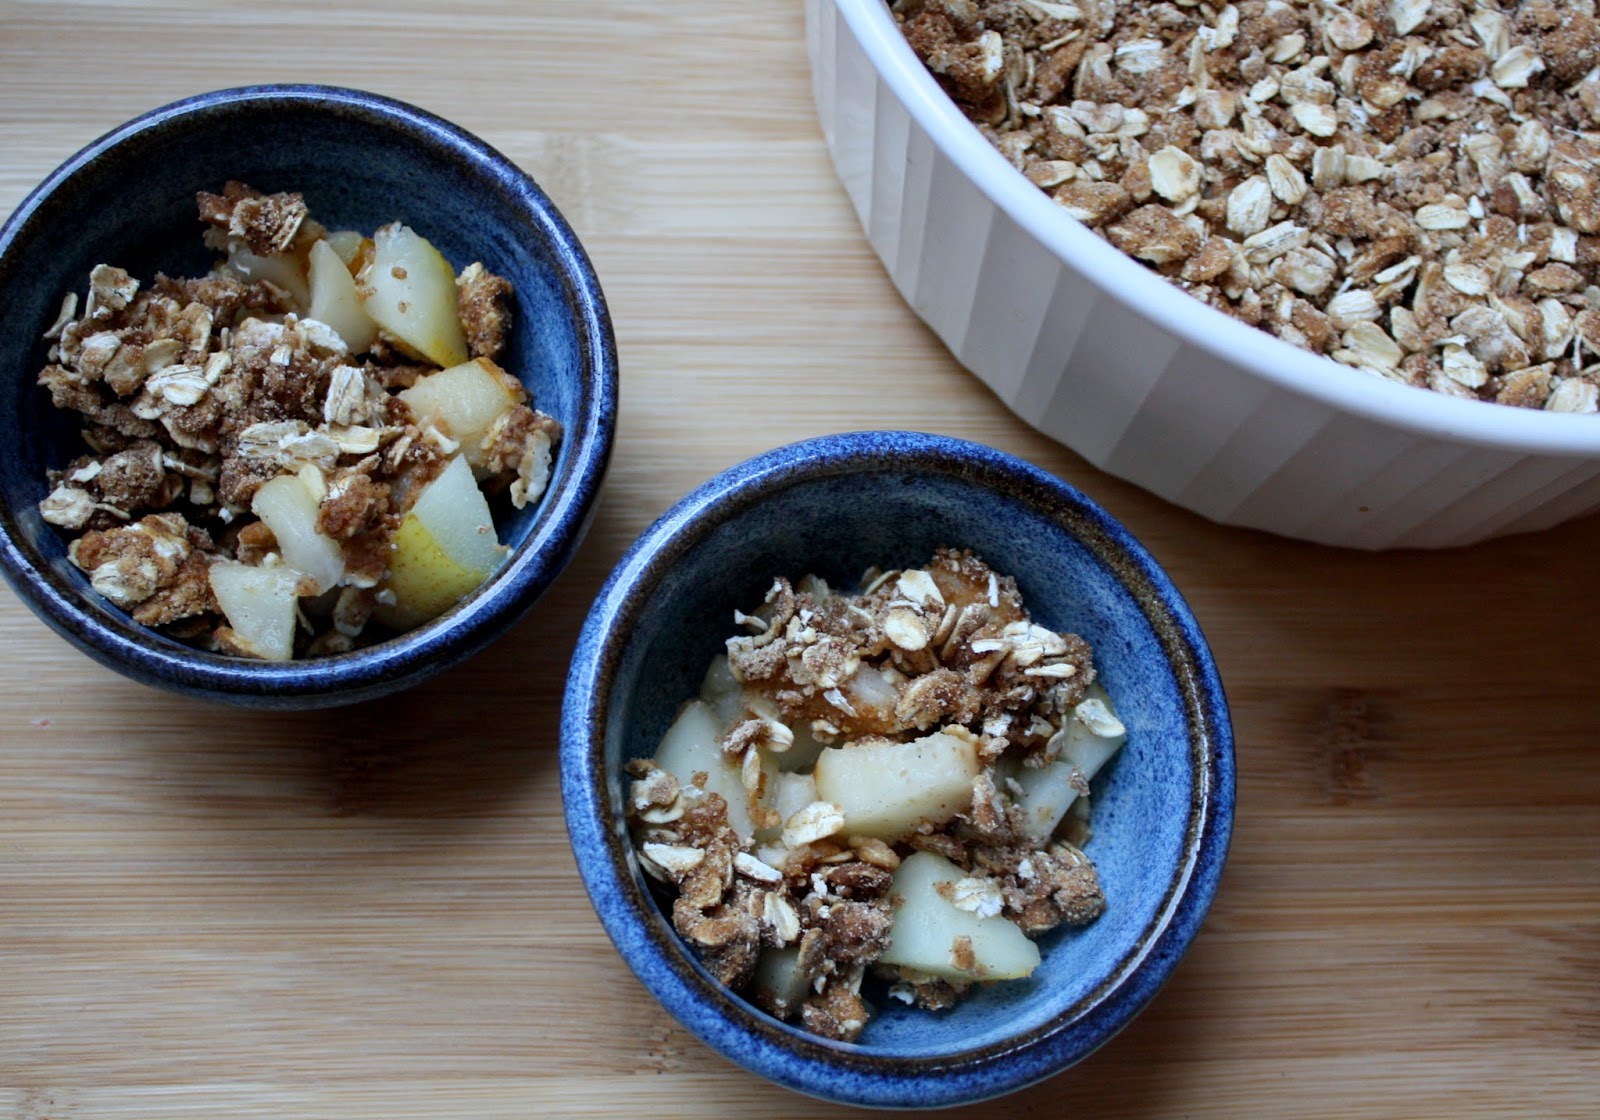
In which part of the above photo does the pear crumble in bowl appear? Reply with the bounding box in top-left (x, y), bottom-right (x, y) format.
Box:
top-left (35, 182), bottom-right (561, 661)
top-left (628, 549), bottom-right (1129, 1043)
top-left (0, 86), bottom-right (616, 708)
top-left (561, 431), bottom-right (1233, 1107)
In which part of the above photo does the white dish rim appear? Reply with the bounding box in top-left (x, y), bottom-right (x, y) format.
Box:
top-left (832, 0), bottom-right (1600, 456)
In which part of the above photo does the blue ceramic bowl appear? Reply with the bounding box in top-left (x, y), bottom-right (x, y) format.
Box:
top-left (561, 431), bottom-right (1233, 1108)
top-left (0, 86), bottom-right (616, 708)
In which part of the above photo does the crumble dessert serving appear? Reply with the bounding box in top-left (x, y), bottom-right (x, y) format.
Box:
top-left (35, 182), bottom-right (561, 659)
top-left (627, 549), bottom-right (1126, 1041)
top-left (898, 0), bottom-right (1600, 411)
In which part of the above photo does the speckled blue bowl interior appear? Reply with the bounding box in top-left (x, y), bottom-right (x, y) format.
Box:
top-left (0, 86), bottom-right (615, 706)
top-left (563, 432), bottom-right (1232, 1107)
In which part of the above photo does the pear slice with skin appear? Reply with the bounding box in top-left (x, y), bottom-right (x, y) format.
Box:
top-left (376, 454), bottom-right (504, 629)
top-left (357, 222), bottom-right (468, 368)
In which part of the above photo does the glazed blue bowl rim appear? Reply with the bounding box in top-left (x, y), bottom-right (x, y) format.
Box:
top-left (560, 431), bottom-right (1234, 1108)
top-left (0, 84), bottom-right (617, 704)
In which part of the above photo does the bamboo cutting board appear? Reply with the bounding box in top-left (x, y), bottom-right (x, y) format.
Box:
top-left (1, 3), bottom-right (1597, 1117)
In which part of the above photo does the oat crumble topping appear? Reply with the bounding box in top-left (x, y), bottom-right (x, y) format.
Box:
top-left (628, 550), bottom-right (1126, 1042)
top-left (898, 0), bottom-right (1600, 411)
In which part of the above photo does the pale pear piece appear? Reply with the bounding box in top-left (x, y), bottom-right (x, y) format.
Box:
top-left (1013, 761), bottom-right (1081, 845)
top-left (750, 946), bottom-right (810, 1019)
top-left (398, 357), bottom-right (522, 470)
top-left (812, 729), bottom-right (980, 840)
top-left (209, 561), bottom-right (304, 661)
top-left (222, 245), bottom-right (310, 311)
top-left (250, 472), bottom-right (345, 594)
top-left (879, 852), bottom-right (1040, 981)
top-left (378, 454), bottom-right (504, 627)
top-left (307, 239), bottom-right (379, 353)
top-left (322, 229), bottom-right (369, 268)
top-left (773, 717), bottom-right (829, 774)
top-left (755, 770), bottom-right (819, 845)
top-left (1063, 684), bottom-right (1126, 782)
top-left (358, 222), bottom-right (468, 367)
top-left (653, 699), bottom-right (756, 841)
top-left (700, 654), bottom-right (749, 728)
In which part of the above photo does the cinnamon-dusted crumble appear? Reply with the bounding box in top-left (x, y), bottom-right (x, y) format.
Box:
top-left (897, 0), bottom-right (1600, 412)
top-left (628, 550), bottom-right (1126, 1042)
top-left (36, 182), bottom-right (562, 659)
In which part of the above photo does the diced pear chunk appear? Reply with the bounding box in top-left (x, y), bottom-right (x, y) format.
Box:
top-left (775, 718), bottom-right (829, 774)
top-left (879, 852), bottom-right (1040, 981)
top-left (750, 946), bottom-right (810, 1020)
top-left (701, 653), bottom-right (739, 700)
top-left (1013, 761), bottom-right (1081, 845)
top-left (770, 770), bottom-right (819, 825)
top-left (307, 239), bottom-right (378, 353)
top-left (222, 246), bottom-right (310, 311)
top-left (842, 662), bottom-right (901, 725)
top-left (812, 730), bottom-right (980, 840)
top-left (700, 655), bottom-right (749, 728)
top-left (322, 230), bottom-right (368, 268)
top-left (250, 472), bottom-right (345, 594)
top-left (398, 357), bottom-right (521, 469)
top-left (653, 699), bottom-right (755, 840)
top-left (358, 222), bottom-right (468, 367)
top-left (378, 454), bottom-right (503, 627)
top-left (1063, 684), bottom-right (1126, 782)
top-left (208, 561), bottom-right (304, 661)
top-left (756, 770), bottom-right (819, 844)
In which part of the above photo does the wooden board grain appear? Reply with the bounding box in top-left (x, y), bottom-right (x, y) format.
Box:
top-left (1, 3), bottom-right (1598, 1117)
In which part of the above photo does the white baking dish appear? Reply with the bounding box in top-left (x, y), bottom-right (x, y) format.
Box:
top-left (806, 0), bottom-right (1600, 548)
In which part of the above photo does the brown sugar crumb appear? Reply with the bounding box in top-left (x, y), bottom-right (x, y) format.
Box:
top-left (800, 980), bottom-right (872, 1043)
top-left (67, 513), bottom-right (215, 624)
top-left (980, 839), bottom-right (1107, 935)
top-left (316, 470), bottom-right (391, 540)
top-left (897, 0), bottom-right (1600, 412)
top-left (232, 519), bottom-right (277, 566)
top-left (456, 261), bottom-right (514, 361)
top-left (879, 970), bottom-right (967, 1012)
top-left (478, 405), bottom-right (561, 510)
top-left (629, 551), bottom-right (1126, 1042)
top-left (35, 183), bottom-right (560, 659)
top-left (197, 181), bottom-right (309, 257)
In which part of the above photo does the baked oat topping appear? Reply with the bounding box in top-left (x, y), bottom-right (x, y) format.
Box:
top-left (36, 183), bottom-right (562, 659)
top-left (628, 550), bottom-right (1126, 1042)
top-left (897, 0), bottom-right (1600, 411)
